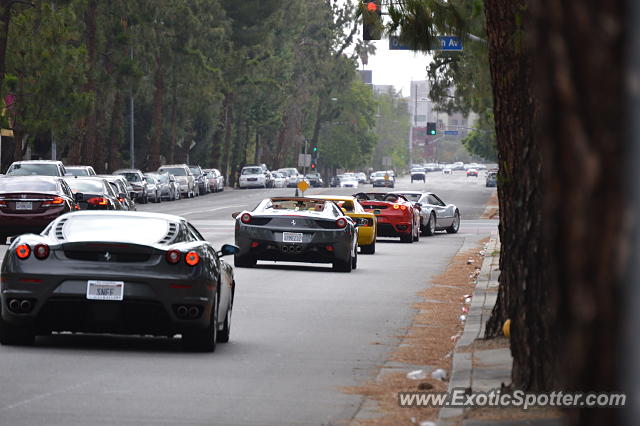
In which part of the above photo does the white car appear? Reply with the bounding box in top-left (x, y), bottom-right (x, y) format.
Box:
top-left (443, 167), bottom-right (452, 175)
top-left (272, 172), bottom-right (287, 188)
top-left (277, 168), bottom-right (301, 188)
top-left (158, 164), bottom-right (197, 198)
top-left (239, 166), bottom-right (267, 189)
top-left (339, 176), bottom-right (359, 188)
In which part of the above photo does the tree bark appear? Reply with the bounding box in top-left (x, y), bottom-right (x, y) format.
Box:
top-left (483, 0), bottom-right (553, 391)
top-left (147, 60), bottom-right (164, 170)
top-left (530, 1), bottom-right (627, 424)
top-left (80, 0), bottom-right (97, 166)
top-left (221, 92), bottom-right (233, 182)
top-left (107, 87), bottom-right (123, 172)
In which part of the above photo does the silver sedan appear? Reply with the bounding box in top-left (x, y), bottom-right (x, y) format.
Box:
top-left (391, 191), bottom-right (460, 236)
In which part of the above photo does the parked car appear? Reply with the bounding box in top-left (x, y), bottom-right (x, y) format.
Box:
top-left (486, 170), bottom-right (498, 187)
top-left (272, 172), bottom-right (287, 188)
top-left (158, 164), bottom-right (196, 198)
top-left (142, 174), bottom-right (162, 203)
top-left (153, 172), bottom-right (180, 200)
top-left (0, 211), bottom-right (239, 351)
top-left (203, 168), bottom-right (224, 192)
top-left (113, 169), bottom-right (149, 204)
top-left (277, 168), bottom-right (301, 187)
top-left (0, 176), bottom-right (79, 243)
top-left (98, 175), bottom-right (137, 211)
top-left (239, 166), bottom-right (267, 189)
top-left (64, 177), bottom-right (124, 210)
top-left (356, 172), bottom-right (368, 184)
top-left (188, 165), bottom-right (209, 195)
top-left (6, 160), bottom-right (67, 177)
top-left (305, 172), bottom-right (324, 187)
top-left (65, 166), bottom-right (97, 176)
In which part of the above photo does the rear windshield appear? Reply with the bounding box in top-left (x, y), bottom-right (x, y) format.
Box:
top-left (66, 180), bottom-right (105, 193)
top-left (119, 172), bottom-right (141, 182)
top-left (160, 167), bottom-right (186, 176)
top-left (62, 216), bottom-right (170, 244)
top-left (242, 167), bottom-right (262, 175)
top-left (67, 168), bottom-right (90, 176)
top-left (267, 199), bottom-right (327, 212)
top-left (0, 179), bottom-right (57, 192)
top-left (7, 163), bottom-right (59, 176)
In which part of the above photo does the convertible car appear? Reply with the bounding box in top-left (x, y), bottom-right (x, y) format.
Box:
top-left (312, 195), bottom-right (377, 254)
top-left (0, 211), bottom-right (238, 352)
top-left (354, 192), bottom-right (420, 243)
top-left (391, 191), bottom-right (461, 236)
top-left (233, 197), bottom-right (359, 272)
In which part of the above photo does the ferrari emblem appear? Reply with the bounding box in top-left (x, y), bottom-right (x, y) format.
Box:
top-left (104, 252), bottom-right (112, 262)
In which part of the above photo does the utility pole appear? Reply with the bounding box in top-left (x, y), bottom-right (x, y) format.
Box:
top-left (303, 138), bottom-right (308, 176)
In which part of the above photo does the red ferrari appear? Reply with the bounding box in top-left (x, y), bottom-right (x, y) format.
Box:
top-left (354, 192), bottom-right (420, 243)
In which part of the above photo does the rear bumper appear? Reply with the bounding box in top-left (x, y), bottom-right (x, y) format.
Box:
top-left (376, 222), bottom-right (412, 237)
top-left (0, 210), bottom-right (66, 235)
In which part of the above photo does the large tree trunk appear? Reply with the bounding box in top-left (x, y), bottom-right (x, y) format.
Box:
top-left (107, 88), bottom-right (124, 172)
top-left (147, 61), bottom-right (164, 170)
top-left (531, 1), bottom-right (627, 424)
top-left (81, 0), bottom-right (98, 166)
top-left (483, 0), bottom-right (553, 391)
top-left (210, 93), bottom-right (228, 169)
top-left (221, 93), bottom-right (233, 182)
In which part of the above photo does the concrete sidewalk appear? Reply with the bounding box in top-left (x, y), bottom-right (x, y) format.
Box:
top-left (438, 236), bottom-right (565, 426)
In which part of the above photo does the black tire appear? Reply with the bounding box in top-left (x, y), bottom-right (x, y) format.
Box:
top-left (140, 193), bottom-right (148, 204)
top-left (333, 255), bottom-right (352, 272)
top-left (351, 248), bottom-right (358, 269)
top-left (217, 292), bottom-right (233, 343)
top-left (361, 241), bottom-right (376, 254)
top-left (182, 293), bottom-right (218, 352)
top-left (234, 254), bottom-right (256, 268)
top-left (446, 211), bottom-right (461, 234)
top-left (400, 228), bottom-right (413, 243)
top-left (423, 213), bottom-right (436, 236)
top-left (413, 224), bottom-right (420, 242)
top-left (0, 315), bottom-right (35, 346)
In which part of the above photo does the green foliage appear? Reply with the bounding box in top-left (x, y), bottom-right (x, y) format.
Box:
top-left (372, 88), bottom-right (411, 170)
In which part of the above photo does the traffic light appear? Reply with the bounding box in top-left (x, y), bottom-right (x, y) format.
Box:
top-left (362, 1), bottom-right (382, 41)
top-left (311, 146), bottom-right (318, 170)
top-left (427, 122), bottom-right (437, 136)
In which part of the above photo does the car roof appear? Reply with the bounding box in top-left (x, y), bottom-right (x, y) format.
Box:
top-left (60, 210), bottom-right (188, 222)
top-left (114, 169), bottom-right (142, 173)
top-left (0, 175), bottom-right (61, 182)
top-left (66, 165), bottom-right (92, 169)
top-left (11, 160), bottom-right (63, 164)
top-left (159, 164), bottom-right (188, 168)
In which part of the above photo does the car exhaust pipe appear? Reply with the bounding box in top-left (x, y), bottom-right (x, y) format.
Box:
top-left (295, 246), bottom-right (302, 253)
top-left (8, 299), bottom-right (20, 312)
top-left (282, 245), bottom-right (289, 253)
top-left (176, 305), bottom-right (188, 318)
top-left (19, 299), bottom-right (32, 313)
top-left (188, 306), bottom-right (199, 318)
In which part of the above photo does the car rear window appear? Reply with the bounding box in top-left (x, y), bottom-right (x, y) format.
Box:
top-left (67, 168), bottom-right (90, 176)
top-left (0, 179), bottom-right (57, 192)
top-left (66, 180), bottom-right (105, 193)
top-left (119, 173), bottom-right (141, 182)
top-left (267, 199), bottom-right (327, 212)
top-left (62, 216), bottom-right (170, 244)
top-left (7, 163), bottom-right (59, 176)
top-left (160, 167), bottom-right (186, 176)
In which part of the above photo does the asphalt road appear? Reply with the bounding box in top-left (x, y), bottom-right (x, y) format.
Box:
top-left (0, 171), bottom-right (497, 426)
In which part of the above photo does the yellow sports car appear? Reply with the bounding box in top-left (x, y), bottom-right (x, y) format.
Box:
top-left (314, 195), bottom-right (377, 254)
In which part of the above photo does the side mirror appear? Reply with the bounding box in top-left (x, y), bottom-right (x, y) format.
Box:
top-left (218, 244), bottom-right (239, 257)
top-left (231, 212), bottom-right (240, 219)
top-left (74, 192), bottom-right (84, 202)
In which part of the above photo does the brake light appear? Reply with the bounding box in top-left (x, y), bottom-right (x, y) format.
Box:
top-left (42, 196), bottom-right (65, 207)
top-left (87, 197), bottom-right (108, 206)
top-left (185, 251), bottom-right (200, 266)
top-left (393, 204), bottom-right (400, 210)
top-left (400, 205), bottom-right (407, 211)
top-left (16, 244), bottom-right (30, 259)
top-left (240, 213), bottom-right (252, 224)
top-left (34, 244), bottom-right (50, 259)
top-left (166, 250), bottom-right (181, 264)
top-left (118, 197), bottom-right (125, 203)
top-left (336, 218), bottom-right (347, 228)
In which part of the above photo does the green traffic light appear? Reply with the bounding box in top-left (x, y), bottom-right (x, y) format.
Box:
top-left (313, 147), bottom-right (317, 152)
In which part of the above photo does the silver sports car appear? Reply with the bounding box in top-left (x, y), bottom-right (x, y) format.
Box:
top-left (0, 211), bottom-right (238, 352)
top-left (391, 191), bottom-right (460, 236)
top-left (233, 197), bottom-right (359, 272)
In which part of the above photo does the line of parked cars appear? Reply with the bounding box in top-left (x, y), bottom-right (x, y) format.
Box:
top-left (238, 164), bottom-right (325, 189)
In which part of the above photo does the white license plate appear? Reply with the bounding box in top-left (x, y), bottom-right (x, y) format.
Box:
top-left (15, 202), bottom-right (32, 210)
top-left (282, 232), bottom-right (303, 243)
top-left (86, 280), bottom-right (124, 301)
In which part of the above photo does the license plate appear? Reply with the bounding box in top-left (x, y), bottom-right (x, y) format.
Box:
top-left (15, 202), bottom-right (32, 210)
top-left (86, 280), bottom-right (124, 301)
top-left (282, 232), bottom-right (303, 243)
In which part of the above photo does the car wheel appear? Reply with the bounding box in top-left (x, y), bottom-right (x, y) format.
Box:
top-left (333, 254), bottom-right (352, 272)
top-left (400, 228), bottom-right (413, 243)
top-left (361, 241), bottom-right (376, 254)
top-left (446, 211), bottom-right (461, 234)
top-left (182, 293), bottom-right (218, 353)
top-left (351, 248), bottom-right (358, 269)
top-left (217, 291), bottom-right (233, 343)
top-left (0, 315), bottom-right (35, 346)
top-left (234, 254), bottom-right (256, 268)
top-left (413, 223), bottom-right (420, 242)
top-left (424, 213), bottom-right (436, 236)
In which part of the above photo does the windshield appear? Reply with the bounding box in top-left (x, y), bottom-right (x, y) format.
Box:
top-left (119, 173), bottom-right (141, 182)
top-left (62, 216), bottom-right (170, 244)
top-left (66, 180), bottom-right (105, 194)
top-left (67, 168), bottom-right (90, 176)
top-left (0, 179), bottom-right (57, 192)
top-left (189, 167), bottom-right (201, 175)
top-left (160, 167), bottom-right (186, 176)
top-left (242, 167), bottom-right (262, 175)
top-left (7, 163), bottom-right (59, 176)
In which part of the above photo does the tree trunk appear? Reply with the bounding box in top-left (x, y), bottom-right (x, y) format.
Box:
top-left (483, 0), bottom-right (553, 391)
top-left (81, 0), bottom-right (98, 166)
top-left (211, 93), bottom-right (228, 169)
top-left (530, 1), bottom-right (627, 424)
top-left (107, 88), bottom-right (124, 172)
top-left (221, 93), bottom-right (233, 182)
top-left (168, 83), bottom-right (178, 164)
top-left (147, 60), bottom-right (164, 170)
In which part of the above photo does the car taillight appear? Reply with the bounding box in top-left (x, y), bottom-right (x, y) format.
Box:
top-left (166, 250), bottom-right (181, 264)
top-left (336, 218), bottom-right (347, 228)
top-left (42, 196), bottom-right (65, 207)
top-left (0, 200), bottom-right (6, 208)
top-left (393, 204), bottom-right (400, 210)
top-left (34, 244), bottom-right (49, 259)
top-left (400, 205), bottom-right (407, 211)
top-left (118, 197), bottom-right (125, 203)
top-left (185, 251), bottom-right (200, 266)
top-left (87, 197), bottom-right (108, 206)
top-left (241, 213), bottom-right (252, 224)
top-left (16, 244), bottom-right (30, 259)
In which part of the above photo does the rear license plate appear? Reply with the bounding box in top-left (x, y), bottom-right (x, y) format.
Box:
top-left (86, 280), bottom-right (124, 301)
top-left (15, 202), bottom-right (33, 210)
top-left (248, 178), bottom-right (257, 181)
top-left (282, 232), bottom-right (303, 243)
